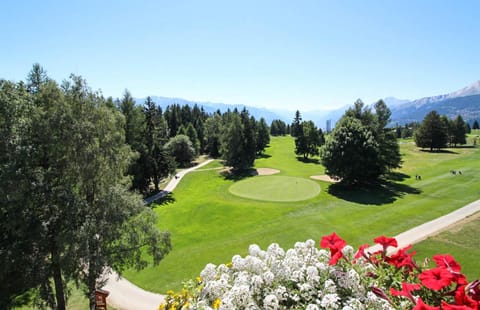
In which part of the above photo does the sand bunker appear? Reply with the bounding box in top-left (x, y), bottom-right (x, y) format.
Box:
top-left (256, 168), bottom-right (280, 175)
top-left (310, 175), bottom-right (340, 183)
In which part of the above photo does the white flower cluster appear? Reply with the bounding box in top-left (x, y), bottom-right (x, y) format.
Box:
top-left (191, 240), bottom-right (393, 310)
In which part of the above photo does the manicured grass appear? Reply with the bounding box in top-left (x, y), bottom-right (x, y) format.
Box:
top-left (124, 136), bottom-right (480, 293)
top-left (229, 176), bottom-right (320, 202)
top-left (414, 212), bottom-right (480, 280)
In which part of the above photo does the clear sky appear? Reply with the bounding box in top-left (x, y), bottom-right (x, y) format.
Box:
top-left (1, 0), bottom-right (479, 110)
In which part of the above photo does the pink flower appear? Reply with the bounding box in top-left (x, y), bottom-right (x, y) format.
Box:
top-left (419, 267), bottom-right (454, 290)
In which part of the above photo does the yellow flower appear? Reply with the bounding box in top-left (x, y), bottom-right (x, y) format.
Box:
top-left (158, 304), bottom-right (166, 310)
top-left (226, 262), bottom-right (232, 268)
top-left (213, 298), bottom-right (221, 309)
top-left (196, 276), bottom-right (202, 283)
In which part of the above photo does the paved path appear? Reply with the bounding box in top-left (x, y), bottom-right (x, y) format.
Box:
top-left (103, 161), bottom-right (480, 309)
top-left (102, 159), bottom-right (214, 310)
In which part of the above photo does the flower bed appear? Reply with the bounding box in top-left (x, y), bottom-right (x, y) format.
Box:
top-left (159, 233), bottom-right (479, 310)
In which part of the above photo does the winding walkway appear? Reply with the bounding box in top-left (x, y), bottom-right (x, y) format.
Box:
top-left (103, 161), bottom-right (480, 309)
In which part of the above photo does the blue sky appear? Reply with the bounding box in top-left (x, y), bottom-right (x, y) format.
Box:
top-left (2, 0), bottom-right (479, 110)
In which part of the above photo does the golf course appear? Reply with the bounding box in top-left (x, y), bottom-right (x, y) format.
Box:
top-left (124, 135), bottom-right (480, 293)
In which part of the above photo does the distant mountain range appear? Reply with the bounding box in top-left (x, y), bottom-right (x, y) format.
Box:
top-left (134, 80), bottom-right (480, 130)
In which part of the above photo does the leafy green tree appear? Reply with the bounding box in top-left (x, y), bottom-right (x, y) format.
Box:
top-left (256, 117), bottom-right (270, 154)
top-left (204, 113), bottom-right (222, 157)
top-left (373, 100), bottom-right (402, 173)
top-left (295, 121), bottom-right (324, 159)
top-left (240, 108), bottom-right (257, 167)
top-left (414, 110), bottom-right (448, 151)
top-left (186, 122), bottom-right (201, 155)
top-left (320, 99), bottom-right (400, 184)
top-left (164, 134), bottom-right (196, 167)
top-left (144, 97), bottom-right (175, 191)
top-left (220, 113), bottom-right (248, 170)
top-left (1, 68), bottom-right (172, 310)
top-left (118, 90), bottom-right (148, 191)
top-left (321, 117), bottom-right (379, 184)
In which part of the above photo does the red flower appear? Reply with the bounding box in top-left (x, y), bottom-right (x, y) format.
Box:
top-left (373, 235), bottom-right (398, 252)
top-left (413, 297), bottom-right (440, 310)
top-left (320, 232), bottom-right (347, 251)
top-left (466, 280), bottom-right (480, 302)
top-left (390, 282), bottom-right (421, 302)
top-left (419, 267), bottom-right (454, 290)
top-left (433, 254), bottom-right (461, 273)
top-left (440, 301), bottom-right (475, 309)
top-left (455, 285), bottom-right (480, 309)
top-left (328, 248), bottom-right (344, 265)
top-left (354, 243), bottom-right (370, 260)
top-left (386, 244), bottom-right (417, 271)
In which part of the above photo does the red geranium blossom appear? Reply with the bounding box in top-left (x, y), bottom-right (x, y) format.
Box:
top-left (386, 244), bottom-right (417, 271)
top-left (354, 243), bottom-right (370, 260)
top-left (455, 285), bottom-right (480, 309)
top-left (419, 267), bottom-right (454, 290)
top-left (466, 280), bottom-right (480, 302)
top-left (433, 254), bottom-right (462, 273)
top-left (320, 232), bottom-right (347, 251)
top-left (390, 282), bottom-right (421, 302)
top-left (413, 297), bottom-right (440, 310)
top-left (373, 235), bottom-right (398, 252)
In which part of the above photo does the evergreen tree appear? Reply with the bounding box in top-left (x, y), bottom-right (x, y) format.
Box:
top-left (186, 122), bottom-right (201, 155)
top-left (220, 113), bottom-right (248, 170)
top-left (256, 117), bottom-right (270, 154)
top-left (473, 120), bottom-right (480, 130)
top-left (204, 113), bottom-right (222, 157)
top-left (451, 115), bottom-right (467, 146)
top-left (291, 110), bottom-right (302, 137)
top-left (295, 121), bottom-right (323, 159)
top-left (414, 110), bottom-right (448, 151)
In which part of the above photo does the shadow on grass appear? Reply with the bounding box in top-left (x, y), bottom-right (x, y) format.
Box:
top-left (328, 180), bottom-right (421, 205)
top-left (385, 171), bottom-right (411, 182)
top-left (296, 156), bottom-right (321, 164)
top-left (257, 153), bottom-right (272, 159)
top-left (149, 192), bottom-right (176, 207)
top-left (221, 168), bottom-right (258, 181)
top-left (419, 149), bottom-right (459, 154)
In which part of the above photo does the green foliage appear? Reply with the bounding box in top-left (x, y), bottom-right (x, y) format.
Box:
top-left (291, 110), bottom-right (302, 137)
top-left (321, 100), bottom-right (401, 184)
top-left (165, 134), bottom-right (196, 167)
top-left (294, 120), bottom-right (324, 159)
top-left (255, 117), bottom-right (270, 154)
top-left (414, 110), bottom-right (448, 151)
top-left (204, 114), bottom-right (222, 157)
top-left (321, 117), bottom-right (379, 184)
top-left (270, 119), bottom-right (287, 136)
top-left (0, 66), bottom-right (171, 310)
top-left (220, 113), bottom-right (247, 169)
top-left (473, 120), bottom-right (479, 130)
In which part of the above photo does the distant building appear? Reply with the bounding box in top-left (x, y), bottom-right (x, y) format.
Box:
top-left (326, 119), bottom-right (331, 133)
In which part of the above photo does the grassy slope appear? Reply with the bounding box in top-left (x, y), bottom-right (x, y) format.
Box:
top-left (125, 136), bottom-right (480, 292)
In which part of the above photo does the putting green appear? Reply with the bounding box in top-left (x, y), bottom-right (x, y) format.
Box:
top-left (229, 176), bottom-right (321, 202)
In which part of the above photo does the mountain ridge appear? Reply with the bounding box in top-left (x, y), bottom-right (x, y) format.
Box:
top-left (133, 80), bottom-right (480, 129)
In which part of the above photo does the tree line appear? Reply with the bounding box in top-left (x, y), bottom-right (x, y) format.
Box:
top-left (119, 94), bottom-right (271, 194)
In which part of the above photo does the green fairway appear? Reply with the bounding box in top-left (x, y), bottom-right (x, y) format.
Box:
top-left (124, 136), bottom-right (480, 293)
top-left (229, 176), bottom-right (320, 202)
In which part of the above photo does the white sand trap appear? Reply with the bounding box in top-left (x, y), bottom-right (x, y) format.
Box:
top-left (310, 175), bottom-right (340, 183)
top-left (256, 168), bottom-right (280, 175)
